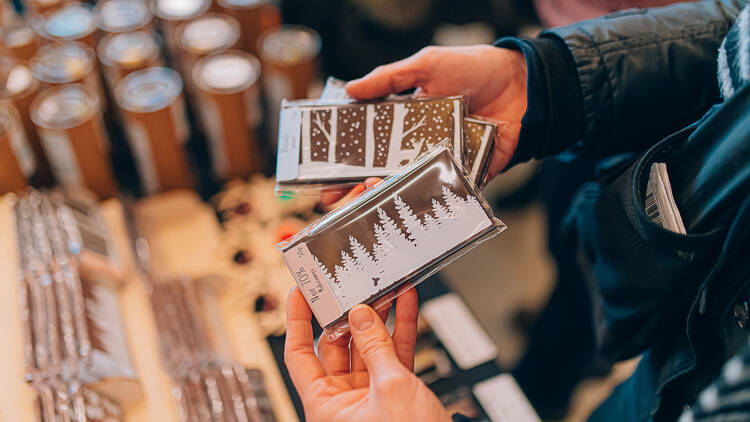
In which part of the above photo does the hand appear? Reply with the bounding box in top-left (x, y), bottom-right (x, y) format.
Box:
top-left (284, 287), bottom-right (451, 422)
top-left (319, 177), bottom-right (382, 211)
top-left (346, 45), bottom-right (527, 181)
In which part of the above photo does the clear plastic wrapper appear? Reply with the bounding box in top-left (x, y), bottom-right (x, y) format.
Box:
top-left (277, 142), bottom-right (506, 340)
top-left (316, 76), bottom-right (503, 189)
top-left (463, 117), bottom-right (502, 188)
top-left (275, 95), bottom-right (466, 195)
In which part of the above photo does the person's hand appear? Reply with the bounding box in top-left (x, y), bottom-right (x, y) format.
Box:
top-left (284, 287), bottom-right (451, 422)
top-left (346, 45), bottom-right (527, 181)
top-left (318, 177), bottom-right (382, 212)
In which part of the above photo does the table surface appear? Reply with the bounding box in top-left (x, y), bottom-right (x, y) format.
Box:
top-left (0, 191), bottom-right (299, 422)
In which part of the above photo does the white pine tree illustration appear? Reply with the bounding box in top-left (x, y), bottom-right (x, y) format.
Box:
top-left (348, 235), bottom-right (382, 295)
top-left (393, 195), bottom-right (426, 245)
top-left (313, 255), bottom-right (333, 281)
top-left (431, 198), bottom-right (453, 225)
top-left (323, 185), bottom-right (492, 311)
top-left (333, 250), bottom-right (357, 305)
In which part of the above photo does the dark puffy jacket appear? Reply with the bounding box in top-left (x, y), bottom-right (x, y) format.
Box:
top-left (489, 1), bottom-right (750, 421)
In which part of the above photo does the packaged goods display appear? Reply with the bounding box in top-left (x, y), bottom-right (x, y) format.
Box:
top-left (278, 143), bottom-right (506, 340)
top-left (30, 84), bottom-right (117, 199)
top-left (217, 0), bottom-right (267, 55)
top-left (0, 101), bottom-right (36, 193)
top-left (14, 190), bottom-right (138, 403)
top-left (97, 30), bottom-right (162, 90)
top-left (276, 95), bottom-right (465, 192)
top-left (94, 0), bottom-right (153, 34)
top-left (320, 76), bottom-right (503, 188)
top-left (0, 58), bottom-right (54, 185)
top-left (193, 50), bottom-right (262, 179)
top-left (175, 13), bottom-right (240, 79)
top-left (115, 67), bottom-right (192, 193)
top-left (1, 22), bottom-right (40, 61)
top-left (123, 199), bottom-right (279, 421)
top-left (35, 3), bottom-right (98, 48)
top-left (30, 379), bottom-right (124, 422)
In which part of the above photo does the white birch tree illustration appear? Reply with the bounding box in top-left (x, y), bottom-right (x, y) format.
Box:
top-left (385, 103), bottom-right (427, 168)
top-left (297, 99), bottom-right (460, 179)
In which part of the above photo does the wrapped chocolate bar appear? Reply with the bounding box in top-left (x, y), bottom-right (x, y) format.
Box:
top-left (463, 117), bottom-right (500, 188)
top-left (276, 95), bottom-right (465, 193)
top-left (318, 76), bottom-right (502, 188)
top-left (277, 142), bottom-right (506, 340)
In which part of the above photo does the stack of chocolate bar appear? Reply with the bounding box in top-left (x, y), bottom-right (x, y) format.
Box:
top-left (278, 143), bottom-right (506, 340)
top-left (14, 189), bottom-right (135, 420)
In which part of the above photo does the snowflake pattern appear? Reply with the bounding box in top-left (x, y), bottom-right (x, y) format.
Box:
top-left (298, 98), bottom-right (461, 175)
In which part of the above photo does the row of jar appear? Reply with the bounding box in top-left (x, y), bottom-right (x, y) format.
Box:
top-left (0, 0), bottom-right (322, 199)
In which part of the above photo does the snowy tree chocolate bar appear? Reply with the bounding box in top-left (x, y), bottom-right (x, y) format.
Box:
top-left (317, 77), bottom-right (501, 189)
top-left (464, 117), bottom-right (499, 188)
top-left (277, 143), bottom-right (506, 340)
top-left (276, 96), bottom-right (465, 189)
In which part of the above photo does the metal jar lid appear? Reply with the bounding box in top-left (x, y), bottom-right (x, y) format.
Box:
top-left (96, 0), bottom-right (152, 33)
top-left (31, 42), bottom-right (95, 84)
top-left (2, 63), bottom-right (36, 97)
top-left (216, 0), bottom-right (267, 9)
top-left (259, 25), bottom-right (321, 65)
top-left (98, 31), bottom-right (159, 69)
top-left (2, 23), bottom-right (36, 50)
top-left (115, 66), bottom-right (183, 113)
top-left (39, 3), bottom-right (98, 42)
top-left (31, 84), bottom-right (99, 130)
top-left (193, 50), bottom-right (261, 94)
top-left (152, 0), bottom-right (209, 21)
top-left (177, 13), bottom-right (240, 56)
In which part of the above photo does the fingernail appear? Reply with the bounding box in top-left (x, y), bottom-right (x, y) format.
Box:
top-left (350, 305), bottom-right (374, 331)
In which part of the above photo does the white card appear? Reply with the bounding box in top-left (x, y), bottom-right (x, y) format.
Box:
top-left (473, 374), bottom-right (541, 422)
top-left (422, 293), bottom-right (498, 370)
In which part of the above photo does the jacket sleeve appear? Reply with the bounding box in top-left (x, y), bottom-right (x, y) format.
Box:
top-left (505, 0), bottom-right (748, 164)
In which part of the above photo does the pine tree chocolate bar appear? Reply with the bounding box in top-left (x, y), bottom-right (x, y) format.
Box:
top-left (276, 95), bottom-right (465, 189)
top-left (277, 143), bottom-right (506, 339)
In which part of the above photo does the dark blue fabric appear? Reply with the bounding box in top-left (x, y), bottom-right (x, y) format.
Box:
top-left (570, 82), bottom-right (750, 421)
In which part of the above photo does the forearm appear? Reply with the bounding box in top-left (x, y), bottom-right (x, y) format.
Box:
top-left (502, 0), bottom-right (747, 165)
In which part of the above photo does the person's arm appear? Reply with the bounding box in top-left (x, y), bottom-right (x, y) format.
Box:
top-left (346, 0), bottom-right (747, 177)
top-left (511, 0), bottom-right (747, 163)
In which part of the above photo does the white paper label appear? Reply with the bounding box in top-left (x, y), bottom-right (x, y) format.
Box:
top-left (9, 119), bottom-right (35, 177)
top-left (276, 107), bottom-right (302, 182)
top-left (244, 88), bottom-right (262, 129)
top-left (200, 96), bottom-right (229, 179)
top-left (79, 279), bottom-right (137, 382)
top-left (170, 97), bottom-right (189, 145)
top-left (123, 118), bottom-right (160, 194)
top-left (265, 67), bottom-right (292, 147)
top-left (473, 374), bottom-right (541, 422)
top-left (282, 242), bottom-right (344, 327)
top-left (39, 129), bottom-right (82, 188)
top-left (422, 293), bottom-right (497, 370)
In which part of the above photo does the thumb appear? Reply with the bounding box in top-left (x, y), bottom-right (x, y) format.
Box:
top-left (348, 305), bottom-right (405, 380)
top-left (346, 53), bottom-right (427, 100)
